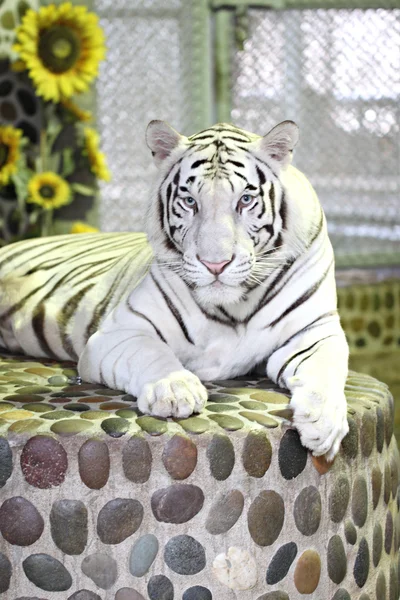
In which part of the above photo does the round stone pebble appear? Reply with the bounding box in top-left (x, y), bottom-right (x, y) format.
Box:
top-left (206, 403), bottom-right (239, 412)
top-left (384, 463), bottom-right (392, 504)
top-left (115, 589), bottom-right (145, 600)
top-left (250, 390), bottom-right (288, 403)
top-left (64, 403), bottom-right (91, 412)
top-left (331, 591), bottom-right (351, 600)
top-left (208, 393), bottom-right (240, 403)
top-left (373, 523), bottom-right (383, 567)
top-left (0, 496), bottom-right (44, 546)
top-left (68, 591), bottom-right (102, 600)
top-left (213, 546), bottom-right (257, 590)
top-left (177, 416), bottom-right (209, 434)
top-left (82, 410), bottom-right (108, 420)
top-left (352, 476), bottom-right (368, 527)
top-left (376, 571), bottom-right (386, 600)
top-left (294, 549), bottom-right (321, 594)
top-left (97, 498), bottom-right (143, 544)
top-left (344, 520), bottom-right (357, 545)
top-left (23, 553), bottom-right (72, 591)
top-left (40, 410), bottom-right (72, 420)
top-left (206, 489), bottom-right (244, 534)
top-left (209, 413), bottom-right (244, 430)
top-left (266, 542), bottom-right (297, 584)
top-left (390, 457), bottom-right (399, 497)
top-left (50, 500), bottom-right (88, 554)
top-left (294, 486), bottom-right (321, 536)
top-left (8, 418), bottom-right (43, 434)
top-left (48, 375), bottom-right (69, 386)
top-left (25, 367), bottom-right (56, 377)
top-left (0, 437), bottom-right (12, 487)
top-left (99, 417), bottom-right (130, 437)
top-left (164, 534), bottom-right (206, 575)
top-left (354, 537), bottom-right (369, 588)
top-left (239, 411), bottom-right (278, 428)
top-left (17, 386), bottom-right (50, 395)
top-left (390, 563), bottom-right (398, 600)
top-left (385, 511), bottom-right (393, 554)
top-left (136, 416), bottom-right (167, 435)
top-left (162, 434), bottom-right (197, 480)
top-left (207, 433), bottom-right (235, 480)
top-left (372, 467), bottom-right (382, 509)
top-left (129, 534), bottom-right (159, 577)
top-left (123, 436), bottom-right (152, 483)
top-left (248, 490), bottom-right (284, 546)
top-left (100, 401), bottom-right (129, 410)
top-left (279, 429), bottom-right (308, 479)
top-left (81, 552), bottom-right (118, 590)
top-left (79, 439), bottom-right (110, 489)
top-left (327, 535), bottom-right (347, 584)
top-left (341, 417), bottom-right (358, 458)
top-left (329, 476), bottom-right (350, 523)
top-left (20, 435), bottom-right (68, 488)
top-left (22, 402), bottom-right (54, 413)
top-left (0, 552), bottom-right (12, 593)
top-left (151, 484), bottom-right (204, 524)
top-left (148, 575), bottom-right (173, 600)
top-left (360, 411), bottom-right (375, 456)
top-left (183, 586), bottom-right (212, 600)
top-left (242, 431), bottom-right (272, 478)
top-left (50, 419), bottom-right (94, 436)
top-left (376, 407), bottom-right (385, 452)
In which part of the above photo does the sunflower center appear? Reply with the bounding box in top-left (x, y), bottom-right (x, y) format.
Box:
top-left (39, 184), bottom-right (56, 199)
top-left (38, 25), bottom-right (81, 73)
top-left (0, 143), bottom-right (9, 168)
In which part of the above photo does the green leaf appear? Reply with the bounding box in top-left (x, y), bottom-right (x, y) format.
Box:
top-left (71, 183), bottom-right (95, 197)
top-left (61, 148), bottom-right (75, 178)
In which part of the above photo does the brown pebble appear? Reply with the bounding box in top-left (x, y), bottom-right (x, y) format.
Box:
top-left (0, 496), bottom-right (44, 545)
top-left (20, 435), bottom-right (68, 488)
top-left (162, 434), bottom-right (197, 480)
top-left (294, 549), bottom-right (321, 594)
top-left (123, 436), bottom-right (152, 483)
top-left (79, 439), bottom-right (110, 489)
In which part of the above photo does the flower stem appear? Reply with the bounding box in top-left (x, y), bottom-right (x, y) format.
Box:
top-left (40, 129), bottom-right (47, 172)
top-left (41, 209), bottom-right (53, 237)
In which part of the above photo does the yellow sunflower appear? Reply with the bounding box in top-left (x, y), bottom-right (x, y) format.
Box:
top-left (0, 126), bottom-right (23, 187)
top-left (13, 3), bottom-right (106, 102)
top-left (83, 128), bottom-right (111, 181)
top-left (28, 172), bottom-right (71, 210)
top-left (70, 221), bottom-right (99, 234)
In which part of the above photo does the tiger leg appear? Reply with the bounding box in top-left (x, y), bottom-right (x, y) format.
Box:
top-left (267, 326), bottom-right (349, 461)
top-left (78, 315), bottom-right (207, 419)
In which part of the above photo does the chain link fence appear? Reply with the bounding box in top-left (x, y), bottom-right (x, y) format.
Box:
top-left (94, 0), bottom-right (211, 232)
top-left (231, 8), bottom-right (400, 266)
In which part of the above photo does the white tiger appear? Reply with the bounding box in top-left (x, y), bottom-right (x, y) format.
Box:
top-left (0, 120), bottom-right (349, 460)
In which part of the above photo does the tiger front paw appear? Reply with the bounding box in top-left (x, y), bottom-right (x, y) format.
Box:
top-left (289, 378), bottom-right (349, 462)
top-left (138, 370), bottom-right (208, 419)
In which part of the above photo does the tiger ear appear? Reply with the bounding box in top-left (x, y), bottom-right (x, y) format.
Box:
top-left (260, 120), bottom-right (299, 168)
top-left (146, 120), bottom-right (183, 167)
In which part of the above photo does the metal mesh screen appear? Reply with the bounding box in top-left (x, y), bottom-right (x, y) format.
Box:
top-left (232, 8), bottom-right (400, 265)
top-left (94, 0), bottom-right (210, 232)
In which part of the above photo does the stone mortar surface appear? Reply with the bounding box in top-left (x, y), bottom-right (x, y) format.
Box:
top-left (0, 353), bottom-right (398, 599)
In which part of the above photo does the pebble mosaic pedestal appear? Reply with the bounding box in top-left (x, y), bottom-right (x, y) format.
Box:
top-left (0, 354), bottom-right (399, 600)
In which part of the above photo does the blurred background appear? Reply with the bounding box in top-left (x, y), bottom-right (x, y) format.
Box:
top-left (1, 0), bottom-right (399, 434)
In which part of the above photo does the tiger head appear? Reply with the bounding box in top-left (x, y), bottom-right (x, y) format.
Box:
top-left (145, 120), bottom-right (304, 307)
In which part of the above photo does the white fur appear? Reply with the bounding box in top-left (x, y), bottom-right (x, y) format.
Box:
top-left (0, 122), bottom-right (349, 460)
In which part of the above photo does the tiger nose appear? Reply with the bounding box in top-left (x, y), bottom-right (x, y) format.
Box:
top-left (198, 257), bottom-right (233, 275)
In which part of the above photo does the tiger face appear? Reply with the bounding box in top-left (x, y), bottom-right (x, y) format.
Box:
top-left (145, 120), bottom-right (299, 306)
